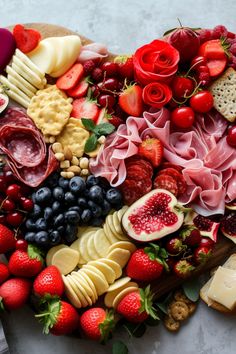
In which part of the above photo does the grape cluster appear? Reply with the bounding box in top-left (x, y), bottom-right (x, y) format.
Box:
top-left (24, 173), bottom-right (123, 247)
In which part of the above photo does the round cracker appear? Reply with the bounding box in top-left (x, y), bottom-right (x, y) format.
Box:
top-left (70, 274), bottom-right (93, 307)
top-left (71, 271), bottom-right (96, 303)
top-left (83, 264), bottom-right (108, 285)
top-left (62, 275), bottom-right (81, 308)
top-left (117, 206), bottom-right (128, 221)
top-left (78, 269), bottom-right (98, 301)
top-left (107, 277), bottom-right (131, 292)
top-left (98, 258), bottom-right (122, 279)
top-left (87, 233), bottom-right (100, 260)
top-left (88, 260), bottom-right (116, 284)
top-left (51, 248), bottom-right (80, 275)
top-left (93, 229), bottom-right (111, 258)
top-left (107, 248), bottom-right (131, 268)
top-left (103, 221), bottom-right (119, 244)
top-left (113, 286), bottom-right (139, 309)
top-left (67, 274), bottom-right (88, 307)
top-left (108, 241), bottom-right (137, 254)
top-left (82, 267), bottom-right (109, 296)
top-left (46, 245), bottom-right (68, 266)
top-left (104, 282), bottom-right (139, 308)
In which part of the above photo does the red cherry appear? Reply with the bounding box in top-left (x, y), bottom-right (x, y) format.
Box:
top-left (20, 197), bottom-right (34, 212)
top-left (100, 62), bottom-right (118, 77)
top-left (227, 126), bottom-right (236, 147)
top-left (16, 239), bottom-right (28, 251)
top-left (189, 90), bottom-right (214, 113)
top-left (199, 237), bottom-right (215, 249)
top-left (171, 106), bottom-right (195, 128)
top-left (91, 85), bottom-right (100, 98)
top-left (98, 94), bottom-right (116, 108)
top-left (6, 184), bottom-right (22, 201)
top-left (190, 55), bottom-right (207, 70)
top-left (6, 211), bottom-right (24, 227)
top-left (1, 198), bottom-right (16, 212)
top-left (0, 214), bottom-right (6, 223)
top-left (172, 76), bottom-right (195, 100)
top-left (0, 176), bottom-right (7, 193)
top-left (98, 78), bottom-right (119, 92)
top-left (4, 170), bottom-right (16, 185)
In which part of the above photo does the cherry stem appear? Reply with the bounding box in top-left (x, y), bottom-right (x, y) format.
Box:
top-left (177, 18), bottom-right (183, 28)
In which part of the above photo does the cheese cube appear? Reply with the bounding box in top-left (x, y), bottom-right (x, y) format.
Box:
top-left (207, 266), bottom-right (236, 310)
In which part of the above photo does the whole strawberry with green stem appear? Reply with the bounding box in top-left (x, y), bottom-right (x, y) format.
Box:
top-left (126, 243), bottom-right (168, 282)
top-left (179, 225), bottom-right (201, 246)
top-left (36, 297), bottom-right (79, 336)
top-left (117, 285), bottom-right (158, 323)
top-left (80, 307), bottom-right (115, 342)
top-left (9, 244), bottom-right (44, 278)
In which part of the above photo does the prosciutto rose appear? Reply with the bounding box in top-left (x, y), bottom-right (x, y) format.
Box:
top-left (142, 82), bottom-right (172, 108)
top-left (133, 40), bottom-right (180, 85)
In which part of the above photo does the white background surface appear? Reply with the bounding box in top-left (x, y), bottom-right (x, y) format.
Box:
top-left (1, 0), bottom-right (236, 353)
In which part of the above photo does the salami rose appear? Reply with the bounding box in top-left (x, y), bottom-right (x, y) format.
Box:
top-left (142, 82), bottom-right (172, 108)
top-left (133, 40), bottom-right (180, 86)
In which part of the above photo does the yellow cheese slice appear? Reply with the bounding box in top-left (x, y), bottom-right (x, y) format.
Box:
top-left (71, 271), bottom-right (96, 303)
top-left (88, 260), bottom-right (116, 284)
top-left (107, 277), bottom-right (131, 292)
top-left (51, 248), bottom-right (80, 275)
top-left (62, 275), bottom-right (82, 308)
top-left (27, 40), bottom-right (57, 74)
top-left (78, 269), bottom-right (98, 301)
top-left (93, 229), bottom-right (111, 258)
top-left (46, 244), bottom-right (68, 266)
top-left (98, 258), bottom-right (122, 279)
top-left (107, 248), bottom-right (131, 268)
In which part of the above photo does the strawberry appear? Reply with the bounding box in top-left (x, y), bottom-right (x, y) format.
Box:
top-left (115, 55), bottom-right (134, 80)
top-left (126, 243), bottom-right (168, 282)
top-left (13, 24), bottom-right (41, 53)
top-left (194, 246), bottom-right (212, 265)
top-left (108, 115), bottom-right (124, 128)
top-left (179, 226), bottom-right (201, 246)
top-left (0, 224), bottom-right (16, 253)
top-left (118, 84), bottom-right (143, 117)
top-left (173, 259), bottom-right (195, 278)
top-left (138, 138), bottom-right (163, 167)
top-left (0, 278), bottom-right (31, 310)
top-left (71, 97), bottom-right (100, 122)
top-left (0, 263), bottom-right (10, 285)
top-left (9, 244), bottom-right (43, 278)
top-left (56, 63), bottom-right (84, 91)
top-left (33, 266), bottom-right (64, 298)
top-left (165, 237), bottom-right (186, 255)
top-left (36, 298), bottom-right (79, 335)
top-left (67, 78), bottom-right (89, 98)
top-left (206, 58), bottom-right (227, 77)
top-left (80, 307), bottom-right (115, 342)
top-left (117, 286), bottom-right (158, 323)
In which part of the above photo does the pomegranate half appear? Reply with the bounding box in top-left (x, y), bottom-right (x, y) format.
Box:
top-left (122, 189), bottom-right (184, 242)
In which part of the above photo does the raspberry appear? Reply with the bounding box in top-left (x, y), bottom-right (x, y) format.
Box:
top-left (199, 29), bottom-right (212, 44)
top-left (83, 60), bottom-right (95, 75)
top-left (229, 56), bottom-right (236, 69)
top-left (230, 43), bottom-right (236, 56)
top-left (91, 67), bottom-right (103, 82)
top-left (212, 25), bottom-right (228, 39)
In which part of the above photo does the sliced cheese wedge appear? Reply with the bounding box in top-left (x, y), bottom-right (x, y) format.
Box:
top-left (27, 40), bottom-right (57, 74)
top-left (51, 248), bottom-right (80, 275)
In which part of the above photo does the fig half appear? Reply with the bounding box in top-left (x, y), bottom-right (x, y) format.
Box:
top-left (221, 213), bottom-right (236, 244)
top-left (122, 189), bottom-right (184, 242)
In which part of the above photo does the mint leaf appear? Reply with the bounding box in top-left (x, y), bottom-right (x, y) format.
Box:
top-left (123, 322), bottom-right (146, 338)
top-left (84, 134), bottom-right (98, 153)
top-left (81, 118), bottom-right (96, 132)
top-left (112, 340), bottom-right (129, 354)
top-left (182, 278), bottom-right (201, 302)
top-left (93, 122), bottom-right (115, 136)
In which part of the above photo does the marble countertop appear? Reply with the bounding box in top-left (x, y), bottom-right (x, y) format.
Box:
top-left (1, 0), bottom-right (236, 353)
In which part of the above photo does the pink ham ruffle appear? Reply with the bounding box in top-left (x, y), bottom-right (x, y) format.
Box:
top-left (77, 43), bottom-right (108, 63)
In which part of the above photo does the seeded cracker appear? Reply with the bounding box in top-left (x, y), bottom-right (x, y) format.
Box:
top-left (209, 67), bottom-right (236, 122)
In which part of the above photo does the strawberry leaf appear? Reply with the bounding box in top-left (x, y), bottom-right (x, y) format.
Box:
top-left (182, 278), bottom-right (201, 302)
top-left (81, 118), bottom-right (96, 132)
top-left (93, 122), bottom-right (115, 136)
top-left (84, 134), bottom-right (98, 153)
top-left (112, 340), bottom-right (129, 354)
top-left (27, 244), bottom-right (44, 263)
top-left (35, 297), bottom-right (61, 334)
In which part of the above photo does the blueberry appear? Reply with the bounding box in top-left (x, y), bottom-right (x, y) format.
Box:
top-left (44, 207), bottom-right (53, 220)
top-left (86, 175), bottom-right (99, 188)
top-left (35, 231), bottom-right (49, 245)
top-left (88, 200), bottom-right (102, 217)
top-left (101, 199), bottom-right (111, 216)
top-left (49, 230), bottom-right (61, 245)
top-left (69, 176), bottom-right (86, 195)
top-left (46, 172), bottom-right (60, 188)
top-left (30, 204), bottom-right (42, 219)
top-left (97, 176), bottom-right (110, 191)
top-left (64, 192), bottom-right (76, 205)
top-left (57, 225), bottom-right (65, 236)
top-left (77, 197), bottom-right (87, 208)
top-left (88, 185), bottom-right (104, 203)
top-left (68, 206), bottom-right (82, 214)
top-left (81, 209), bottom-right (92, 223)
top-left (58, 177), bottom-right (69, 190)
top-left (25, 218), bottom-right (36, 231)
top-left (65, 210), bottom-right (80, 225)
top-left (52, 201), bottom-right (62, 214)
top-left (35, 218), bottom-right (47, 231)
top-left (83, 189), bottom-right (90, 198)
top-left (53, 213), bottom-right (64, 227)
top-left (35, 187), bottom-right (52, 204)
top-left (65, 224), bottom-right (78, 243)
top-left (106, 188), bottom-right (123, 205)
top-left (25, 232), bottom-right (36, 242)
top-left (90, 217), bottom-right (104, 227)
top-left (31, 192), bottom-right (37, 204)
top-left (53, 187), bottom-right (64, 201)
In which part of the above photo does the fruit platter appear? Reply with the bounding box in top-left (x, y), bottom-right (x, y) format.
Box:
top-left (0, 22), bottom-right (236, 349)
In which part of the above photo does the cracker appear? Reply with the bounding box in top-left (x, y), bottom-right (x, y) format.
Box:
top-left (164, 315), bottom-right (180, 332)
top-left (209, 67), bottom-right (236, 122)
top-left (169, 301), bottom-right (189, 321)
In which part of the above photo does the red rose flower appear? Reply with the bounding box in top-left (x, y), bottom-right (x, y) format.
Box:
top-left (133, 40), bottom-right (180, 86)
top-left (142, 82), bottom-right (172, 108)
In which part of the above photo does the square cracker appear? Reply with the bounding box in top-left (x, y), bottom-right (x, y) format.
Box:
top-left (209, 67), bottom-right (236, 122)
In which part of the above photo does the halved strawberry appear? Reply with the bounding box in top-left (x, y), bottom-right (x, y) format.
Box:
top-left (198, 39), bottom-right (229, 60)
top-left (206, 58), bottom-right (227, 77)
top-left (56, 63), bottom-right (84, 91)
top-left (71, 97), bottom-right (100, 122)
top-left (138, 138), bottom-right (163, 167)
top-left (13, 24), bottom-right (41, 53)
top-left (118, 84), bottom-right (143, 117)
top-left (67, 78), bottom-right (89, 98)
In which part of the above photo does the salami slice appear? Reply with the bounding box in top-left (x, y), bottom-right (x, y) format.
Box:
top-left (161, 162), bottom-right (183, 172)
top-left (119, 177), bottom-right (152, 206)
top-left (0, 108), bottom-right (36, 129)
top-left (125, 156), bottom-right (153, 178)
top-left (126, 165), bottom-right (151, 181)
top-left (153, 174), bottom-right (179, 196)
top-left (157, 168), bottom-right (187, 195)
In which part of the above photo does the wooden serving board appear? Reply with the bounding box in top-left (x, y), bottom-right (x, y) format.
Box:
top-left (7, 23), bottom-right (236, 299)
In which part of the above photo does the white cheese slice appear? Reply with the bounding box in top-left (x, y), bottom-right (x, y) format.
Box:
top-left (27, 40), bottom-right (57, 74)
top-left (6, 66), bottom-right (37, 93)
top-left (207, 266), bottom-right (236, 310)
top-left (15, 49), bottom-right (45, 79)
